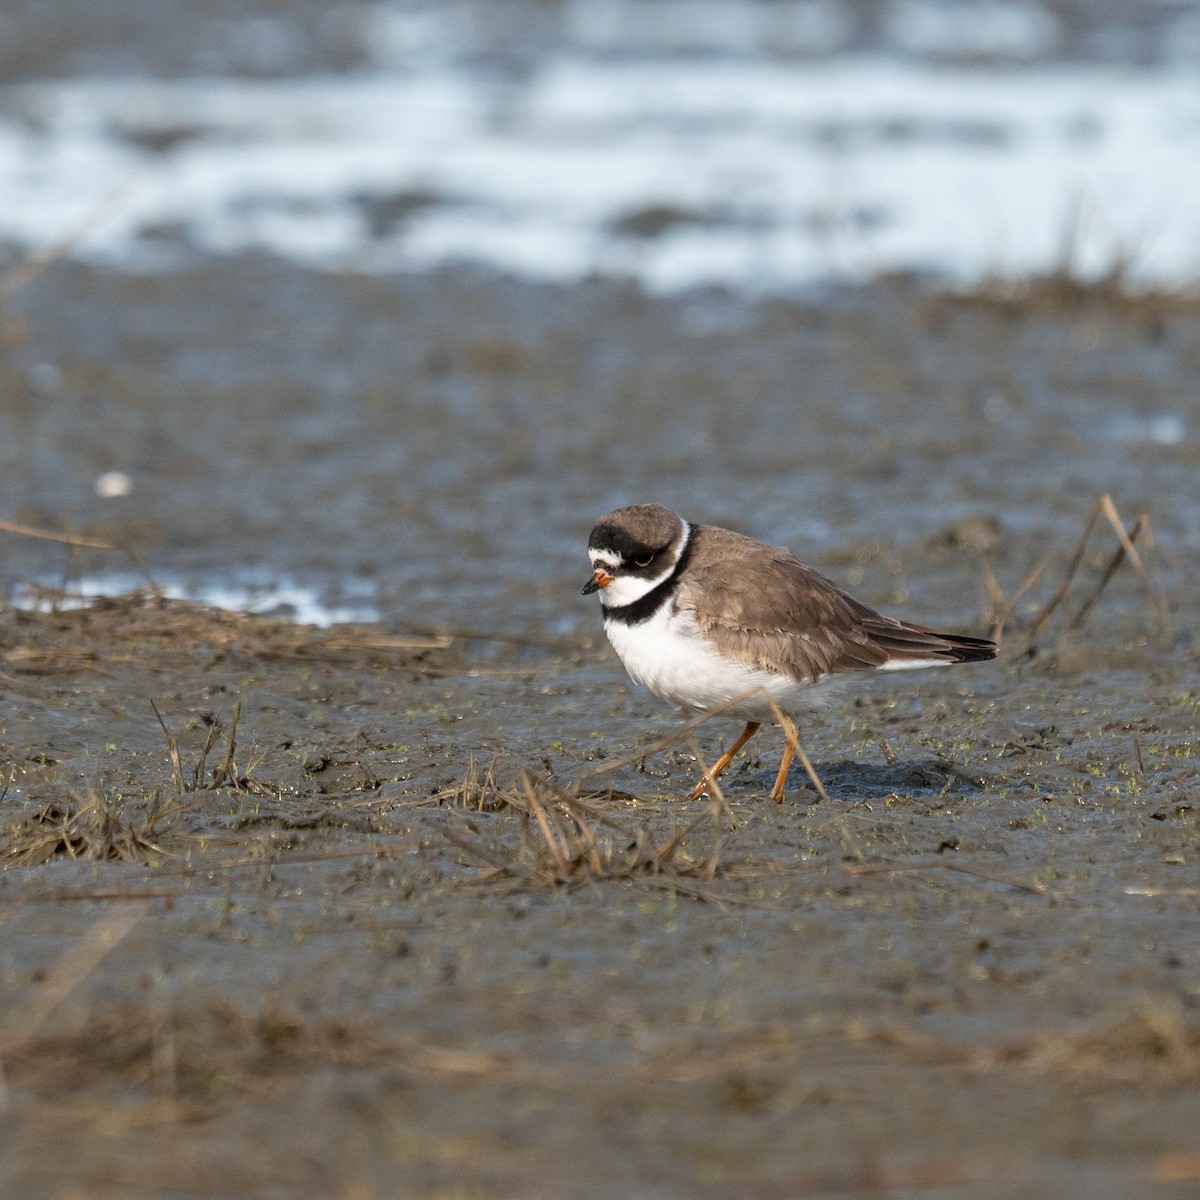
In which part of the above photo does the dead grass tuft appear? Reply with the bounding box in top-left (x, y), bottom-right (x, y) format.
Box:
top-left (929, 270), bottom-right (1200, 323)
top-left (3, 995), bottom-right (386, 1105)
top-left (152, 699), bottom-right (256, 794)
top-left (984, 492), bottom-right (1169, 643)
top-left (1, 789), bottom-right (177, 867)
top-left (443, 769), bottom-right (727, 895)
top-left (990, 999), bottom-right (1200, 1089)
top-left (924, 201), bottom-right (1200, 323)
top-left (2, 591), bottom-right (453, 675)
top-left (1026, 493), bottom-right (1167, 637)
top-left (428, 756), bottom-right (510, 812)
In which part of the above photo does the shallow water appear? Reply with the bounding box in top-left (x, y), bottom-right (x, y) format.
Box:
top-left (4, 4), bottom-right (1200, 291)
top-left (10, 572), bottom-right (379, 626)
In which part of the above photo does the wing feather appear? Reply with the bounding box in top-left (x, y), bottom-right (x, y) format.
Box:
top-left (677, 524), bottom-right (994, 683)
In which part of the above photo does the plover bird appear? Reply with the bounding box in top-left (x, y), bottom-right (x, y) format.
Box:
top-left (582, 504), bottom-right (996, 802)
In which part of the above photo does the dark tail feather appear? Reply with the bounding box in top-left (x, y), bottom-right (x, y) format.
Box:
top-left (934, 633), bottom-right (998, 663)
top-left (864, 618), bottom-right (997, 665)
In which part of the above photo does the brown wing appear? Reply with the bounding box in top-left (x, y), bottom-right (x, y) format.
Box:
top-left (678, 524), bottom-right (995, 684)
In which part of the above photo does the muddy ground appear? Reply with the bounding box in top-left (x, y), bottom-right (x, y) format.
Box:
top-left (1, 259), bottom-right (1199, 1200)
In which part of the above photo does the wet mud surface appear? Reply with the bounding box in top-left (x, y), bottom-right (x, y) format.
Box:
top-left (1, 259), bottom-right (1200, 1198)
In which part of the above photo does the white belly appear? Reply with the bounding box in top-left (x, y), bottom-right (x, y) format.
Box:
top-left (603, 604), bottom-right (826, 722)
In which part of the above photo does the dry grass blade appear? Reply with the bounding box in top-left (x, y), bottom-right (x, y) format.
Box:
top-left (0, 904), bottom-right (148, 1075)
top-left (0, 517), bottom-right (116, 550)
top-left (985, 554), bottom-right (1051, 640)
top-left (192, 717), bottom-right (223, 790)
top-left (1096, 492), bottom-right (1146, 573)
top-left (0, 906), bottom-right (148, 1108)
top-left (550, 791), bottom-right (642, 847)
top-left (764, 692), bottom-right (830, 804)
top-left (0, 181), bottom-right (135, 300)
top-left (686, 737), bottom-right (731, 823)
top-left (844, 857), bottom-right (1046, 895)
top-left (1151, 1152), bottom-right (1200, 1185)
top-left (548, 790), bottom-right (606, 874)
top-left (1027, 494), bottom-right (1106, 635)
top-left (928, 199), bottom-right (1195, 321)
top-left (213, 701), bottom-right (242, 790)
top-left (981, 564), bottom-right (1007, 641)
top-left (1071, 510), bottom-right (1169, 633)
top-left (522, 771), bottom-right (570, 875)
top-left (151, 700), bottom-right (186, 793)
top-left (1, 889), bottom-right (184, 903)
top-left (1027, 493), bottom-right (1167, 637)
top-left (1069, 512), bottom-right (1147, 628)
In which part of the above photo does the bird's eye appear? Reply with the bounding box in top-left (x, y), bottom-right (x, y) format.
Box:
top-left (633, 554), bottom-right (654, 568)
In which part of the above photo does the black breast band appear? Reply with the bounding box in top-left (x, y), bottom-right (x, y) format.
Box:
top-left (602, 528), bottom-right (693, 627)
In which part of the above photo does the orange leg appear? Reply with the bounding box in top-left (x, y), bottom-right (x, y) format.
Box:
top-left (769, 740), bottom-right (795, 803)
top-left (687, 720), bottom-right (761, 800)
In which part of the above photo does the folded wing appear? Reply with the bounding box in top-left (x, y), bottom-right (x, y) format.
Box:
top-left (679, 525), bottom-right (995, 684)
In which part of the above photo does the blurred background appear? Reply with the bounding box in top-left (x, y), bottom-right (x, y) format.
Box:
top-left (4, 0), bottom-right (1200, 286)
top-left (5, 12), bottom-right (1199, 1198)
top-left (0, 0), bottom-right (1196, 629)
